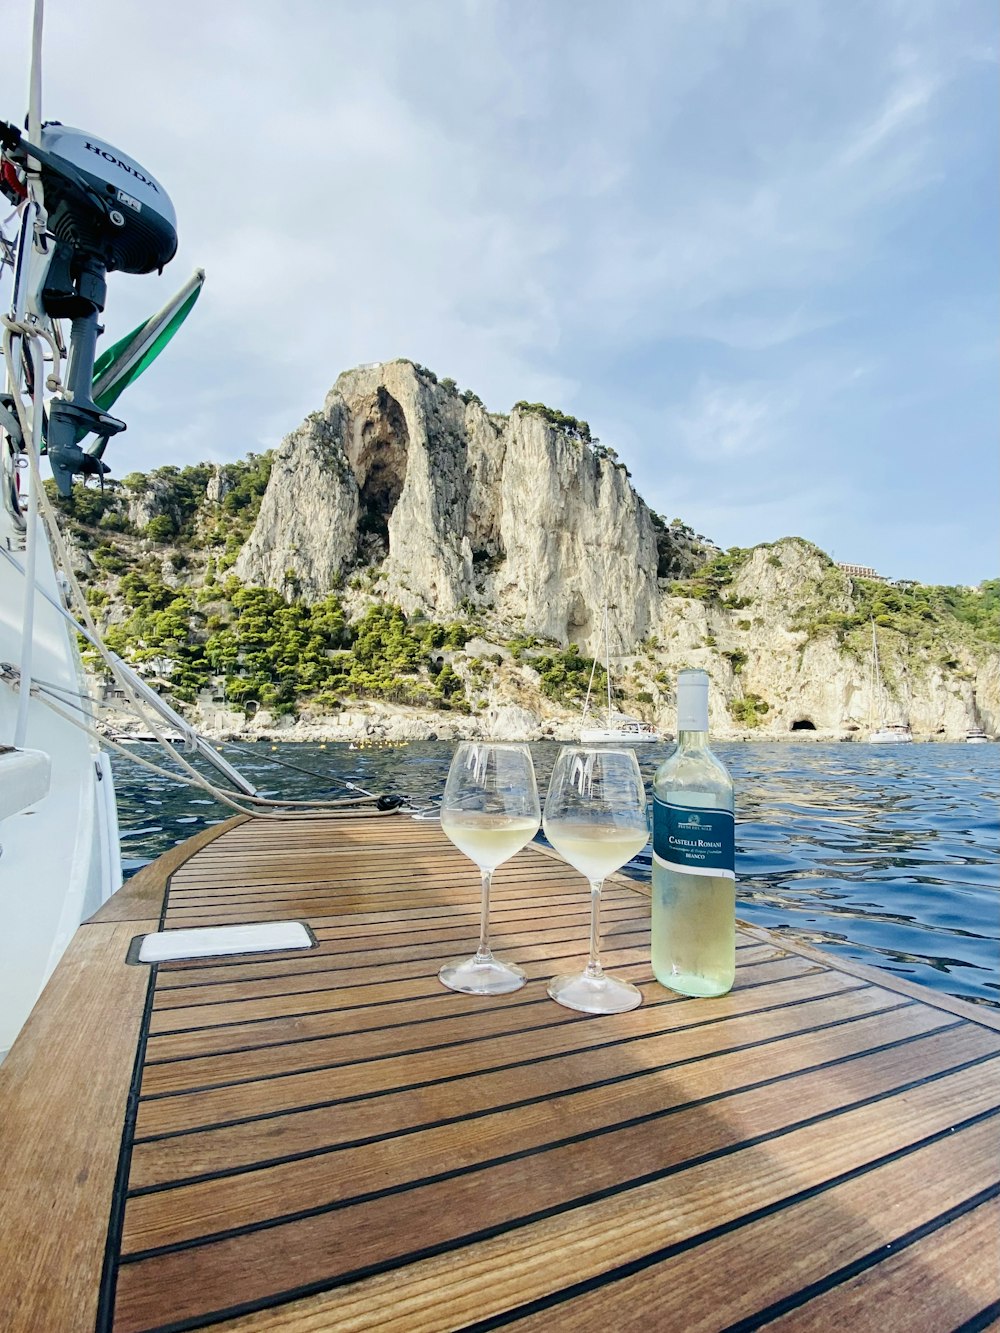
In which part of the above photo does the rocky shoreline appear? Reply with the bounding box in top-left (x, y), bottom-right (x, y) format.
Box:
top-left (100, 697), bottom-right (990, 747)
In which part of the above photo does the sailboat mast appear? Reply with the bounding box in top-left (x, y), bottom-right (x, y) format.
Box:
top-left (582, 652), bottom-right (598, 721)
top-left (871, 619), bottom-right (884, 725)
top-left (604, 604), bottom-right (613, 727)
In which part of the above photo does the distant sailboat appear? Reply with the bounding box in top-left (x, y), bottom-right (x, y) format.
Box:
top-left (867, 620), bottom-right (913, 744)
top-left (580, 605), bottom-right (660, 744)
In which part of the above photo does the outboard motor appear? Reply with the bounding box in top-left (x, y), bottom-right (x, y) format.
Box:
top-left (0, 120), bottom-right (178, 493)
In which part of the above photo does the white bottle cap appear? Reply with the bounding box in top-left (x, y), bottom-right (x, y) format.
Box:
top-left (677, 669), bottom-right (709, 732)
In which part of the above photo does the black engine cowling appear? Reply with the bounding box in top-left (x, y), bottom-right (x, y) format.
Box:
top-left (37, 123), bottom-right (177, 276)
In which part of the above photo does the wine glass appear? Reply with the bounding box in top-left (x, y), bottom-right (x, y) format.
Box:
top-left (438, 742), bottom-right (541, 995)
top-left (543, 747), bottom-right (649, 1013)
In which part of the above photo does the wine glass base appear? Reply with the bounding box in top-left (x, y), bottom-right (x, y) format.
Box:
top-left (439, 955), bottom-right (527, 995)
top-left (547, 970), bottom-right (642, 1014)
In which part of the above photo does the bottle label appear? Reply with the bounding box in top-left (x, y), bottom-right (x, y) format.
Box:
top-left (652, 797), bottom-right (735, 881)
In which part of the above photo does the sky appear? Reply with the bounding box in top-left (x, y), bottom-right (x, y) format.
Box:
top-left (4, 0), bottom-right (997, 587)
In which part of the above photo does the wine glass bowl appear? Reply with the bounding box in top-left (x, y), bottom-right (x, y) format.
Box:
top-left (438, 742), bottom-right (540, 995)
top-left (542, 747), bottom-right (648, 1014)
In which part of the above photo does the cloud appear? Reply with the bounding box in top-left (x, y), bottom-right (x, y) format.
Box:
top-left (6, 2), bottom-right (971, 397)
top-left (837, 65), bottom-right (939, 169)
top-left (668, 477), bottom-right (855, 555)
top-left (564, 55), bottom-right (950, 355)
top-left (672, 379), bottom-right (796, 462)
top-left (1, 0), bottom-right (994, 585)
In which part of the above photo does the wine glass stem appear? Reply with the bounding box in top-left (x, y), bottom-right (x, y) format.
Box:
top-left (585, 878), bottom-right (604, 979)
top-left (475, 867), bottom-right (494, 962)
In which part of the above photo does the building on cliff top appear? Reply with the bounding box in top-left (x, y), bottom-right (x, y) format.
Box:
top-left (837, 562), bottom-right (888, 582)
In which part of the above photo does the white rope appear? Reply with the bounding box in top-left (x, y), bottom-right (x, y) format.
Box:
top-left (0, 541), bottom-right (379, 811)
top-left (30, 686), bottom-right (388, 820)
top-left (3, 324), bottom-right (239, 791)
top-left (1, 313), bottom-right (63, 391)
top-left (12, 336), bottom-right (42, 746)
top-left (0, 322), bottom-right (388, 819)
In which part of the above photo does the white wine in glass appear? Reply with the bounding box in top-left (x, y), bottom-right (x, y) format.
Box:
top-left (543, 747), bottom-right (648, 1013)
top-left (438, 742), bottom-right (541, 995)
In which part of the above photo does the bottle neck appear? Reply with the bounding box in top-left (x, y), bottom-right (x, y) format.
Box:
top-left (677, 729), bottom-right (709, 749)
top-left (676, 674), bottom-right (709, 735)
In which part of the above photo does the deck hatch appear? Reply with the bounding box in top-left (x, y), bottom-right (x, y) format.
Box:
top-left (129, 921), bottom-right (316, 964)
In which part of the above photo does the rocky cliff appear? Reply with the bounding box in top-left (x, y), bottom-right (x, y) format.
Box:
top-left (67, 361), bottom-right (999, 742)
top-left (649, 542), bottom-right (997, 739)
top-left (235, 361), bottom-right (705, 655)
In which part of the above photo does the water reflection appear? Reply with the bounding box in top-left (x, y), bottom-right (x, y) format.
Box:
top-left (112, 739), bottom-right (999, 1010)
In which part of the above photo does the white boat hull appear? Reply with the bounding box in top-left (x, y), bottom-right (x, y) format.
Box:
top-left (0, 506), bottom-right (121, 1056)
top-left (580, 726), bottom-right (661, 744)
top-left (868, 727), bottom-right (914, 744)
top-left (579, 604), bottom-right (662, 746)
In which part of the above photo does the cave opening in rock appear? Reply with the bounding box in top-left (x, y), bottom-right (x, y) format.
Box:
top-left (471, 545), bottom-right (505, 591)
top-left (790, 719), bottom-right (817, 731)
top-left (348, 387), bottom-right (409, 558)
top-left (564, 591), bottom-right (592, 649)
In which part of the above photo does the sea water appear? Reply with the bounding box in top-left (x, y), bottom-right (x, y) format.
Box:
top-left (112, 739), bottom-right (1000, 1011)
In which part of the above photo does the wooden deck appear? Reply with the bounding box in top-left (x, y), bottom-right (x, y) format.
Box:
top-left (2, 812), bottom-right (999, 1333)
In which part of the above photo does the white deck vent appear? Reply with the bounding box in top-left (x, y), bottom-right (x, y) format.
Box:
top-left (133, 921), bottom-right (314, 964)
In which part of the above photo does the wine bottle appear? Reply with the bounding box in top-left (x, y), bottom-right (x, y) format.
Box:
top-left (651, 669), bottom-right (735, 996)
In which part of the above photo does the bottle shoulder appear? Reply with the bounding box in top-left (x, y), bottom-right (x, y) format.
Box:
top-left (653, 744), bottom-right (733, 805)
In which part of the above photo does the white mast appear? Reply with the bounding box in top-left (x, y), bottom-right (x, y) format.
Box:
top-left (604, 603), bottom-right (613, 726)
top-left (870, 618), bottom-right (884, 727)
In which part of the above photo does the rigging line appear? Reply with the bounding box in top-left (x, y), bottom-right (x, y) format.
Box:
top-left (582, 646), bottom-right (599, 721)
top-left (29, 690), bottom-right (379, 820)
top-left (9, 670), bottom-right (95, 703)
top-left (12, 338), bottom-right (42, 748)
top-left (0, 500), bottom-right (386, 810)
top-left (0, 334), bottom-right (401, 816)
top-left (3, 670), bottom-right (385, 811)
top-left (0, 208), bottom-right (17, 267)
top-left (25, 680), bottom-right (96, 718)
top-left (0, 515), bottom-right (370, 817)
top-left (0, 379), bottom-right (247, 798)
top-left (31, 691), bottom-right (262, 814)
top-left (239, 790), bottom-right (384, 809)
top-left (14, 679), bottom-right (381, 809)
top-left (222, 739), bottom-right (378, 795)
top-left (74, 712), bottom-right (384, 805)
top-left (0, 524), bottom-right (185, 746)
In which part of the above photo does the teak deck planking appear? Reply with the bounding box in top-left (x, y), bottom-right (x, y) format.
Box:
top-left (1, 813), bottom-right (998, 1333)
